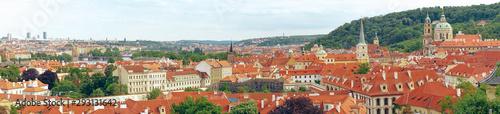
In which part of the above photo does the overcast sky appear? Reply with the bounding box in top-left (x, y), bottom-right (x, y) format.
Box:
top-left (0, 0), bottom-right (498, 41)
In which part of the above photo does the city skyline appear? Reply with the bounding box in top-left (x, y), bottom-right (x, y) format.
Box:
top-left (0, 0), bottom-right (498, 41)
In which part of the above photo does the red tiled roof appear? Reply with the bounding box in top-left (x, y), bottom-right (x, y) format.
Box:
top-left (393, 82), bottom-right (458, 113)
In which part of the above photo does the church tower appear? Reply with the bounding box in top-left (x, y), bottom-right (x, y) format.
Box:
top-left (227, 41), bottom-right (236, 63)
top-left (356, 18), bottom-right (369, 63)
top-left (423, 12), bottom-right (434, 56)
top-left (288, 49), bottom-right (294, 58)
top-left (374, 32), bottom-right (379, 46)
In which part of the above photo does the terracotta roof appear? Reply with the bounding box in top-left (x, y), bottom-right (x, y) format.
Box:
top-left (23, 86), bottom-right (47, 92)
top-left (393, 82), bottom-right (458, 113)
top-left (296, 55), bottom-right (319, 62)
top-left (122, 65), bottom-right (146, 73)
top-left (325, 54), bottom-right (357, 61)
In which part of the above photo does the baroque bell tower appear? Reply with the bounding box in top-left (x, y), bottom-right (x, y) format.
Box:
top-left (423, 12), bottom-right (433, 56)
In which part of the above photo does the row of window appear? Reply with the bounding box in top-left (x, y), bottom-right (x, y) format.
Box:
top-left (128, 74), bottom-right (165, 79)
top-left (294, 75), bottom-right (319, 79)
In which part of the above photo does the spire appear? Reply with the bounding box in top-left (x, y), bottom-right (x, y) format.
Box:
top-left (229, 39), bottom-right (233, 52)
top-left (358, 17), bottom-right (366, 45)
top-left (425, 11), bottom-right (431, 23)
top-left (374, 32), bottom-right (378, 40)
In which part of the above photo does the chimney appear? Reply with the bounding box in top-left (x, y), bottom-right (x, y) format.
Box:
top-left (120, 103), bottom-right (127, 108)
top-left (23, 94), bottom-right (25, 100)
top-left (457, 88), bottom-right (461, 97)
top-left (382, 71), bottom-right (386, 81)
top-left (276, 100), bottom-right (279, 107)
top-left (286, 70), bottom-right (288, 75)
top-left (7, 95), bottom-right (10, 99)
top-left (261, 100), bottom-right (264, 109)
top-left (407, 70), bottom-right (411, 78)
top-left (330, 92), bottom-right (335, 96)
top-left (198, 90), bottom-right (200, 95)
top-left (35, 95), bottom-right (37, 100)
top-left (336, 102), bottom-right (341, 113)
top-left (244, 93), bottom-right (249, 100)
top-left (272, 95), bottom-right (275, 101)
top-left (394, 72), bottom-right (398, 80)
top-left (214, 91), bottom-right (217, 95)
top-left (351, 80), bottom-right (354, 88)
top-left (426, 75), bottom-right (429, 81)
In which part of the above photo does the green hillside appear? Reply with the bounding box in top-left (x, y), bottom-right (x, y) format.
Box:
top-left (306, 3), bottom-right (500, 53)
top-left (237, 34), bottom-right (324, 46)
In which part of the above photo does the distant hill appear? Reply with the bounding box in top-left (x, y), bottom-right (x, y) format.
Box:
top-left (237, 34), bottom-right (325, 46)
top-left (178, 40), bottom-right (234, 45)
top-left (306, 2), bottom-right (500, 53)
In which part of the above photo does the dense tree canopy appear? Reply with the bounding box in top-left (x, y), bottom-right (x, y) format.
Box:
top-left (306, 3), bottom-right (500, 53)
top-left (171, 96), bottom-right (223, 114)
top-left (147, 88), bottom-right (163, 100)
top-left (21, 68), bottom-right (39, 81)
top-left (38, 70), bottom-right (59, 90)
top-left (269, 97), bottom-right (322, 114)
top-left (230, 100), bottom-right (258, 114)
top-left (90, 88), bottom-right (105, 97)
top-left (30, 53), bottom-right (73, 62)
top-left (354, 63), bottom-right (370, 74)
top-left (0, 65), bottom-right (21, 82)
top-left (51, 80), bottom-right (79, 97)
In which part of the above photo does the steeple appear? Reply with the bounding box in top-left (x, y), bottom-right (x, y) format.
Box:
top-left (425, 11), bottom-right (431, 23)
top-left (229, 39), bottom-right (233, 52)
top-left (374, 32), bottom-right (379, 40)
top-left (358, 17), bottom-right (367, 45)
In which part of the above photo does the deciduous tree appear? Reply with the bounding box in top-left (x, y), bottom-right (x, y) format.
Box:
top-left (90, 88), bottom-right (105, 97)
top-left (147, 88), bottom-right (163, 100)
top-left (22, 68), bottom-right (39, 81)
top-left (230, 100), bottom-right (258, 114)
top-left (171, 96), bottom-right (223, 114)
top-left (38, 70), bottom-right (59, 89)
top-left (269, 97), bottom-right (322, 114)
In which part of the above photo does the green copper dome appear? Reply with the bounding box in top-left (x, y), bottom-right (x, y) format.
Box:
top-left (435, 22), bottom-right (452, 29)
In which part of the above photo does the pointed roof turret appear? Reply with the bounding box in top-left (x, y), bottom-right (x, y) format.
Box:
top-left (425, 11), bottom-right (431, 23)
top-left (229, 40), bottom-right (233, 52)
top-left (374, 32), bottom-right (379, 40)
top-left (358, 18), bottom-right (367, 45)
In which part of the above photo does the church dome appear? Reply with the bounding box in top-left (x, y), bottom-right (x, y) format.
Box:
top-left (435, 22), bottom-right (452, 29)
top-left (315, 50), bottom-right (326, 54)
